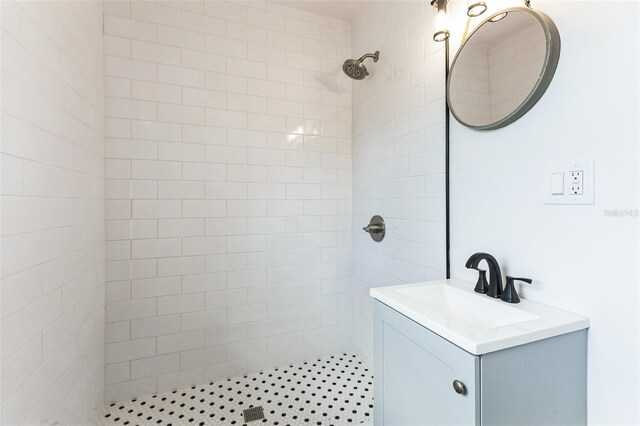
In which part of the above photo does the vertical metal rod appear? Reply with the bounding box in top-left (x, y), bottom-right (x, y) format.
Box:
top-left (444, 38), bottom-right (451, 279)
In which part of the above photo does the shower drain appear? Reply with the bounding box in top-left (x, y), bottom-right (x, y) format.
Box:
top-left (242, 406), bottom-right (265, 422)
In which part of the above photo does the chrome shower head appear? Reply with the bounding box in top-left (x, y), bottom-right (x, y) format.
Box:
top-left (343, 59), bottom-right (368, 80)
top-left (342, 51), bottom-right (380, 80)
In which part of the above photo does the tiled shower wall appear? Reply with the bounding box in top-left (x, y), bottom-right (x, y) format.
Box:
top-left (448, 45), bottom-right (490, 125)
top-left (351, 1), bottom-right (447, 361)
top-left (103, 0), bottom-right (353, 402)
top-left (1, 1), bottom-right (106, 424)
top-left (487, 21), bottom-right (545, 122)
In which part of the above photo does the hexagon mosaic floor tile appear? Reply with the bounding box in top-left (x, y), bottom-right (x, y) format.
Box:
top-left (99, 353), bottom-right (374, 426)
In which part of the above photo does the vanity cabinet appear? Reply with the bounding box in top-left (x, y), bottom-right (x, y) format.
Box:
top-left (373, 300), bottom-right (587, 426)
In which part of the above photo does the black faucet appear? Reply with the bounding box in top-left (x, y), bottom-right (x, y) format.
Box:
top-left (465, 253), bottom-right (503, 298)
top-left (501, 276), bottom-right (533, 303)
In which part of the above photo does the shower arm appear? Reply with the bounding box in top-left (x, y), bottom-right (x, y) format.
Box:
top-left (358, 51), bottom-right (380, 63)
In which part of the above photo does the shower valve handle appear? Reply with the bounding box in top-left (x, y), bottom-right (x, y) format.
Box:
top-left (363, 224), bottom-right (384, 234)
top-left (362, 215), bottom-right (385, 242)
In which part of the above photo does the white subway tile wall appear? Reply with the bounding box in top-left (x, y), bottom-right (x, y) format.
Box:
top-left (350, 2), bottom-right (447, 362)
top-left (448, 47), bottom-right (491, 125)
top-left (448, 18), bottom-right (545, 125)
top-left (487, 22), bottom-right (546, 121)
top-left (0, 1), bottom-right (106, 425)
top-left (103, 0), bottom-right (352, 402)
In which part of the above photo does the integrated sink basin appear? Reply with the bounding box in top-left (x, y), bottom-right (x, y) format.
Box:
top-left (396, 284), bottom-right (538, 330)
top-left (371, 279), bottom-right (589, 355)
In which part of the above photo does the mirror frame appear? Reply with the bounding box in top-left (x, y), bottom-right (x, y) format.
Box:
top-left (446, 7), bottom-right (561, 130)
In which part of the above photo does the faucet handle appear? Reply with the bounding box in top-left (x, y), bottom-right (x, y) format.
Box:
top-left (473, 269), bottom-right (489, 294)
top-left (501, 276), bottom-right (532, 304)
top-left (507, 276), bottom-right (532, 284)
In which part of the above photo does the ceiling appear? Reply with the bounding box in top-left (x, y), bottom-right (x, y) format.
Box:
top-left (273, 0), bottom-right (363, 21)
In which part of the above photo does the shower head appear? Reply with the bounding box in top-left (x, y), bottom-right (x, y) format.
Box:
top-left (342, 51), bottom-right (380, 80)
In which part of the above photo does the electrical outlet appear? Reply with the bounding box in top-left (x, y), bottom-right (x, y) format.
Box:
top-left (544, 160), bottom-right (594, 205)
top-left (569, 170), bottom-right (583, 195)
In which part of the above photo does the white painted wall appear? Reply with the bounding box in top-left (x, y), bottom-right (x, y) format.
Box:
top-left (449, 1), bottom-right (640, 424)
top-left (0, 1), bottom-right (106, 424)
top-left (350, 1), bottom-right (447, 361)
top-left (102, 0), bottom-right (353, 402)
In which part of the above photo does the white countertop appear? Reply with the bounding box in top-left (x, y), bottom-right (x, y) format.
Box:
top-left (370, 278), bottom-right (589, 355)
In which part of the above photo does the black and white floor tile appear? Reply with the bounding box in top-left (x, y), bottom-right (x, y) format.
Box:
top-left (99, 353), bottom-right (374, 426)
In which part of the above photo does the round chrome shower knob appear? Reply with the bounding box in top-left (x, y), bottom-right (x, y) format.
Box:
top-left (363, 215), bottom-right (385, 242)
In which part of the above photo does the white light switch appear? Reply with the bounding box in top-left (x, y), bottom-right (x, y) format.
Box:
top-left (544, 160), bottom-right (594, 205)
top-left (551, 173), bottom-right (564, 195)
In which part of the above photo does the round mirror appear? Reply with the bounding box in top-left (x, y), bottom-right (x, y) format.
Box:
top-left (447, 8), bottom-right (560, 130)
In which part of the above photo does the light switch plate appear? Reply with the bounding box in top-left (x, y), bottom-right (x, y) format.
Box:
top-left (544, 160), bottom-right (594, 205)
top-left (551, 172), bottom-right (564, 195)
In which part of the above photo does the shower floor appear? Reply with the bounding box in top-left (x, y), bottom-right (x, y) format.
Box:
top-left (99, 353), bottom-right (373, 426)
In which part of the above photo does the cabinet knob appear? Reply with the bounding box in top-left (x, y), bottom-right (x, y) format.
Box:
top-left (452, 379), bottom-right (466, 395)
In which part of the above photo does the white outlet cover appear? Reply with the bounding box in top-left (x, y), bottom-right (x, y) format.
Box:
top-left (544, 160), bottom-right (595, 205)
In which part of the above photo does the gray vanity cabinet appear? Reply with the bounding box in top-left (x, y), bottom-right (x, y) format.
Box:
top-left (373, 300), bottom-right (587, 426)
top-left (374, 300), bottom-right (480, 425)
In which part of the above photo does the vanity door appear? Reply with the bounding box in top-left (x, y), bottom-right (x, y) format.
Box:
top-left (373, 301), bottom-right (480, 426)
